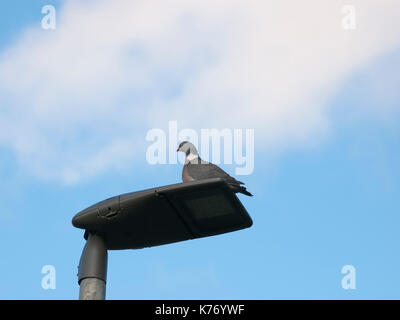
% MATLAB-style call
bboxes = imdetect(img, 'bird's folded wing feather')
[187,163,244,185]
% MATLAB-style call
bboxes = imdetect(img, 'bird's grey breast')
[182,164,195,182]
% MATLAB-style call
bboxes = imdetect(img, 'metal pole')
[77,232,108,300]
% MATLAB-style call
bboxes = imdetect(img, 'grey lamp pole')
[77,232,108,300]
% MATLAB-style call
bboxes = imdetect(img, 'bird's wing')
[187,162,244,186]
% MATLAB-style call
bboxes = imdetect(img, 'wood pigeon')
[177,141,253,197]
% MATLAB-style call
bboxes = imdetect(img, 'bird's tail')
[229,183,253,197]
[239,187,253,197]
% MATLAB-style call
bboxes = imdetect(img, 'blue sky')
[0,1,399,299]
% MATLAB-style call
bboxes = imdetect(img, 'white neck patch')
[186,153,199,163]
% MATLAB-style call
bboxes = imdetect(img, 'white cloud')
[0,0,399,183]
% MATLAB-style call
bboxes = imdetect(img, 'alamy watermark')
[341,265,356,290]
[41,5,56,30]
[146,121,254,175]
[341,5,356,30]
[41,265,56,290]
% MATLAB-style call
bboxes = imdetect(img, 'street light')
[72,178,253,299]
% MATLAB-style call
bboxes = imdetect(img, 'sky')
[0,0,399,299]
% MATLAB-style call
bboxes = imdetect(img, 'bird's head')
[177,141,198,156]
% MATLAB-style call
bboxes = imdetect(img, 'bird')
[177,141,253,197]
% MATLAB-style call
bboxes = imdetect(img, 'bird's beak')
[176,148,179,152]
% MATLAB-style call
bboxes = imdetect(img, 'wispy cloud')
[0,0,399,183]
